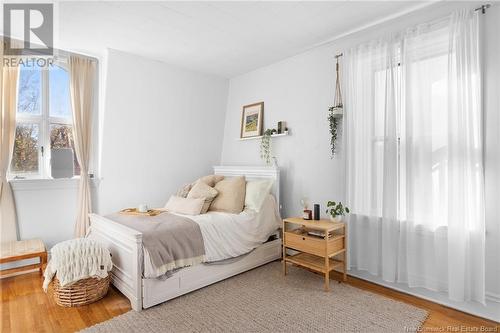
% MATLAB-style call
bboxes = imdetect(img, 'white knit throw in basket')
[43,238,113,292]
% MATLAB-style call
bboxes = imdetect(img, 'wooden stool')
[0,239,47,277]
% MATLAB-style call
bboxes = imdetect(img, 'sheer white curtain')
[446,9,484,302]
[344,39,401,282]
[398,20,453,295]
[345,9,485,303]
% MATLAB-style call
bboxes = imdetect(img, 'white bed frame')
[88,166,282,311]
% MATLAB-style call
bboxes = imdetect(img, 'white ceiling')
[55,1,426,78]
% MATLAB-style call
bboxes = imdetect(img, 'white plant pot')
[330,106,343,118]
[330,215,342,223]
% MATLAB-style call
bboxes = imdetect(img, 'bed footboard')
[88,213,143,311]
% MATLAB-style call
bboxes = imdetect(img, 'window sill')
[9,177,100,191]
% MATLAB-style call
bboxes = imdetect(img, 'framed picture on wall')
[240,102,264,138]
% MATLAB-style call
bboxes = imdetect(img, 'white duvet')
[143,195,281,278]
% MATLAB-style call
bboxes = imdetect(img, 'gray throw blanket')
[105,212,205,277]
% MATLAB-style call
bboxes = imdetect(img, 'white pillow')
[164,196,204,215]
[244,180,274,212]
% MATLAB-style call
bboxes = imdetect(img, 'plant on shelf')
[326,201,350,223]
[260,128,277,165]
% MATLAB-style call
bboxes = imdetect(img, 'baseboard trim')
[347,269,500,323]
[486,292,500,303]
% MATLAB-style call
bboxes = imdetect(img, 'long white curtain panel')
[345,9,485,303]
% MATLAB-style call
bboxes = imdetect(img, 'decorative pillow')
[164,196,204,215]
[196,175,225,187]
[187,181,219,213]
[209,176,246,214]
[245,180,274,212]
[175,183,193,198]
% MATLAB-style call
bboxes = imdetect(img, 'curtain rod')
[334,4,491,59]
[475,4,491,14]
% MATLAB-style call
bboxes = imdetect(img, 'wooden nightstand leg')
[343,251,347,282]
[282,245,287,276]
[283,253,287,276]
[324,257,330,291]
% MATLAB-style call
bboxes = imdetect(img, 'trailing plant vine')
[328,54,343,158]
[328,107,339,156]
[260,128,276,165]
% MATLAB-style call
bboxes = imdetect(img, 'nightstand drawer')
[328,236,345,255]
[284,231,325,256]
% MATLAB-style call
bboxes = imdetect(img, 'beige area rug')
[83,262,428,332]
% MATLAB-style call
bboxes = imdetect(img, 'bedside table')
[282,217,347,291]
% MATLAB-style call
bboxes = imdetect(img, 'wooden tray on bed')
[119,208,166,217]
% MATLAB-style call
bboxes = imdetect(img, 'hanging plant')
[328,54,343,157]
[328,107,340,156]
[260,129,276,165]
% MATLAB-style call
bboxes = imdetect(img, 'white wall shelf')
[238,131,289,141]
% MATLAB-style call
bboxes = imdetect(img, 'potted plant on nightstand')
[326,201,349,222]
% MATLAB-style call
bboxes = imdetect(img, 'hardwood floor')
[329,271,499,330]
[1,272,130,333]
[1,268,498,332]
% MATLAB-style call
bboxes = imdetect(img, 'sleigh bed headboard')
[213,166,281,213]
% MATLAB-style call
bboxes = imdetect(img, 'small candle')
[138,204,148,213]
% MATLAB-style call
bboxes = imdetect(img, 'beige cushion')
[164,196,204,215]
[245,180,274,212]
[175,183,193,198]
[196,175,225,187]
[187,181,219,214]
[209,176,246,214]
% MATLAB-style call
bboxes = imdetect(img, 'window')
[366,27,452,229]
[11,61,80,179]
[398,51,450,230]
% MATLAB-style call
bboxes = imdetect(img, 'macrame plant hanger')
[334,55,343,111]
[328,53,343,157]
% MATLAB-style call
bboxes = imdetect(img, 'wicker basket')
[50,275,111,307]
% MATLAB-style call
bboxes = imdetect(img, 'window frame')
[368,42,451,224]
[10,60,75,180]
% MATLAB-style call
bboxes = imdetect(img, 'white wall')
[7,49,228,254]
[483,4,500,301]
[221,51,346,218]
[220,2,500,300]
[98,49,228,214]
[3,180,97,272]
[13,183,76,248]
